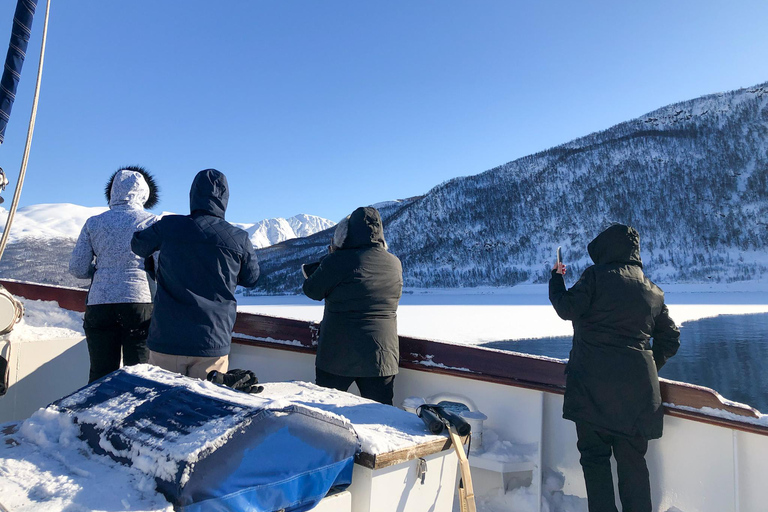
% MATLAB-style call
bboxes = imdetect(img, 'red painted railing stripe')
[3,279,764,434]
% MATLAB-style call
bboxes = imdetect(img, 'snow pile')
[474,429,538,463]
[3,297,84,343]
[476,485,542,512]
[665,404,768,427]
[539,469,589,512]
[263,380,445,454]
[474,465,588,512]
[0,419,172,512]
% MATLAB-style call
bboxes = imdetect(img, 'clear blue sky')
[1,1,767,224]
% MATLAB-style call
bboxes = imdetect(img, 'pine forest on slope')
[253,81,768,294]
[1,82,766,293]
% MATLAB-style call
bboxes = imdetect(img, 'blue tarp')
[50,369,360,511]
[0,0,38,144]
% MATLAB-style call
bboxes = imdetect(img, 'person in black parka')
[303,206,403,405]
[549,224,680,512]
[131,169,260,379]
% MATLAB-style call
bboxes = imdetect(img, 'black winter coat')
[131,169,260,357]
[549,225,680,440]
[303,207,403,377]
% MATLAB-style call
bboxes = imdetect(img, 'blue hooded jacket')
[131,169,260,357]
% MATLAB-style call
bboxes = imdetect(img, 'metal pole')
[0,0,52,262]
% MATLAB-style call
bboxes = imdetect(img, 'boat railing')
[2,278,764,437]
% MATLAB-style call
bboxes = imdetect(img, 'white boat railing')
[2,279,767,512]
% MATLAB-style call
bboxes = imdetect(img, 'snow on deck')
[0,420,172,512]
[0,364,448,511]
[1,297,83,343]
[99,365,447,456]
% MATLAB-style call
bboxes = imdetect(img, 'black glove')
[302,261,321,279]
[207,369,264,393]
[144,256,156,281]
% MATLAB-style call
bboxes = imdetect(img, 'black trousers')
[315,367,396,405]
[576,423,651,512]
[84,303,153,383]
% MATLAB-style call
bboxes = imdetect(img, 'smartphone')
[556,246,562,266]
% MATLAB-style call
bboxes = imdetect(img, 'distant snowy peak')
[243,218,295,249]
[0,203,107,242]
[240,214,335,249]
[287,214,336,238]
[0,204,334,249]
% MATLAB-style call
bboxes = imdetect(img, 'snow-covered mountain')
[0,206,334,287]
[0,205,334,247]
[253,81,768,293]
[234,215,336,249]
[5,82,768,293]
[0,204,107,243]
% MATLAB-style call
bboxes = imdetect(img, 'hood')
[587,224,643,267]
[190,169,229,218]
[105,166,159,208]
[108,170,150,209]
[334,206,386,250]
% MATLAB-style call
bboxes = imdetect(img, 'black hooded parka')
[131,169,260,358]
[549,225,680,440]
[303,207,403,378]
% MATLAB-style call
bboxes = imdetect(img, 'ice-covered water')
[482,312,768,413]
[238,283,768,414]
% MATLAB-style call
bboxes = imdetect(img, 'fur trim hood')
[107,170,150,209]
[105,166,159,208]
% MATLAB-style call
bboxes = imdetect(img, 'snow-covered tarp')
[11,365,361,512]
[0,365,451,511]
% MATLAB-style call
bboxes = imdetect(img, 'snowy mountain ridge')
[0,204,334,249]
[0,205,334,287]
[3,82,768,292]
[252,81,768,293]
[233,215,336,249]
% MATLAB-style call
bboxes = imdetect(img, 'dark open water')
[481,313,768,414]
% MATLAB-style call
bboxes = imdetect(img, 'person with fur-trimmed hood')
[131,169,260,380]
[69,166,160,383]
[302,206,403,405]
[549,224,680,512]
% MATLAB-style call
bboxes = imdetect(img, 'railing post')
[732,429,740,512]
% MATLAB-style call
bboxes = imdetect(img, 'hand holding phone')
[553,246,566,275]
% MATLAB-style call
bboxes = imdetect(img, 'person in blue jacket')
[131,169,260,379]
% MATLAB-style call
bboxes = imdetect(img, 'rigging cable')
[0,0,52,262]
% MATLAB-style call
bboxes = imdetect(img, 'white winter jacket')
[69,170,158,305]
